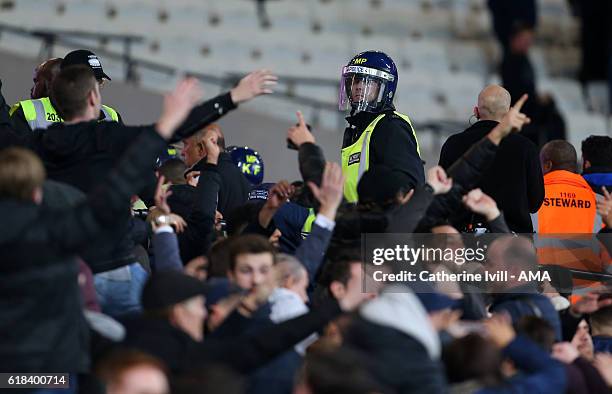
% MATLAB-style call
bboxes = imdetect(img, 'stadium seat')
[565,111,609,149]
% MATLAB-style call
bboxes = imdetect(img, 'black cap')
[61,49,111,81]
[141,271,209,310]
[357,165,413,205]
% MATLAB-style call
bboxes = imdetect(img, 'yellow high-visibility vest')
[340,111,420,203]
[9,97,119,130]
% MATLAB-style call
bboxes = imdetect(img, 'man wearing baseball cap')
[9,49,121,133]
[121,270,369,375]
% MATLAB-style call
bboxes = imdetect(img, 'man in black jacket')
[0,65,277,316]
[439,85,544,233]
[182,123,252,217]
[0,76,202,373]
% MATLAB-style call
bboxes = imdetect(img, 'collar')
[191,152,231,171]
[467,119,499,130]
[582,166,612,175]
[346,110,379,129]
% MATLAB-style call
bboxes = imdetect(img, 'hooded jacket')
[344,285,447,394]
[0,129,166,372]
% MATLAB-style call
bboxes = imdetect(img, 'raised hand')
[308,162,345,220]
[157,77,203,139]
[462,188,501,221]
[552,342,580,364]
[230,69,278,104]
[204,135,220,165]
[266,180,294,210]
[154,175,172,214]
[596,186,612,227]
[570,292,612,315]
[185,171,200,187]
[489,94,530,144]
[426,166,452,195]
[288,111,315,148]
[484,313,515,348]
[594,353,612,387]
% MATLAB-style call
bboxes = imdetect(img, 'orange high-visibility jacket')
[532,170,600,234]
[533,170,609,291]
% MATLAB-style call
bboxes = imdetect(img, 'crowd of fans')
[0,47,612,394]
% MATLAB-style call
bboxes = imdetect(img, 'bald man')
[439,85,544,232]
[533,140,599,233]
[30,58,63,100]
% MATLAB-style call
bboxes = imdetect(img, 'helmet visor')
[339,65,394,112]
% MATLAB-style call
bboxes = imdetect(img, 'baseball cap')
[61,49,111,81]
[141,271,209,310]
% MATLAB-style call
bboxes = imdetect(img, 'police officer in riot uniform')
[339,50,424,203]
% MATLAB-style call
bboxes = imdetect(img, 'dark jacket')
[582,166,612,195]
[0,129,167,372]
[477,335,566,394]
[592,335,612,353]
[565,357,611,394]
[167,183,197,220]
[190,151,251,217]
[121,299,342,375]
[343,110,425,191]
[422,135,499,230]
[345,317,447,394]
[0,92,237,273]
[489,285,562,341]
[439,120,544,232]
[177,162,221,262]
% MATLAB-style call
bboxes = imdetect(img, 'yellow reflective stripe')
[40,97,61,121]
[101,105,119,122]
[301,208,316,238]
[9,102,23,117]
[132,198,147,210]
[393,111,421,157]
[18,100,36,121]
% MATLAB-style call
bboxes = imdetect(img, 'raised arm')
[172,70,277,142]
[46,78,203,252]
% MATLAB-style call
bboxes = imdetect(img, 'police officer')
[9,49,121,133]
[339,50,424,203]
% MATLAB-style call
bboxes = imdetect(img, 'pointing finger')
[512,94,529,112]
[296,111,306,127]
